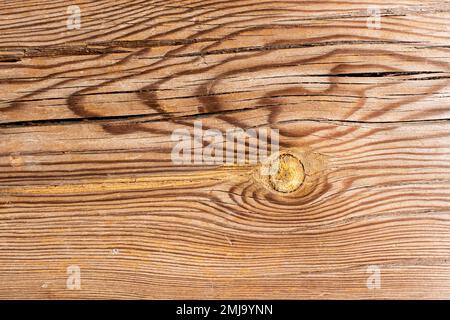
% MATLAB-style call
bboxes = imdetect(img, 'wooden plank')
[0,0,450,299]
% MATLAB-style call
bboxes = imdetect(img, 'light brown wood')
[1,0,450,299]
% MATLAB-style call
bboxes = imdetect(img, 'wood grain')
[1,0,450,299]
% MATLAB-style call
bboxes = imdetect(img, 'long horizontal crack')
[2,105,450,129]
[309,71,443,78]
[0,38,222,60]
[166,40,420,58]
[0,39,421,61]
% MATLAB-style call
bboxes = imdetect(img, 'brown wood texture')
[1,0,450,299]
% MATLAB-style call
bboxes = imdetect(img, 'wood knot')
[9,154,24,167]
[268,153,304,193]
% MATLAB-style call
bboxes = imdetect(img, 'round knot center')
[269,153,304,193]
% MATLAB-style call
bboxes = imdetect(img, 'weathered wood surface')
[1,0,450,299]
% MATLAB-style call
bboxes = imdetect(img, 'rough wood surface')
[1,0,450,299]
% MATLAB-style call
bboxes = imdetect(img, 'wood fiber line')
[0,0,450,299]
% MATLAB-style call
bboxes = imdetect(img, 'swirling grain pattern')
[0,0,450,299]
